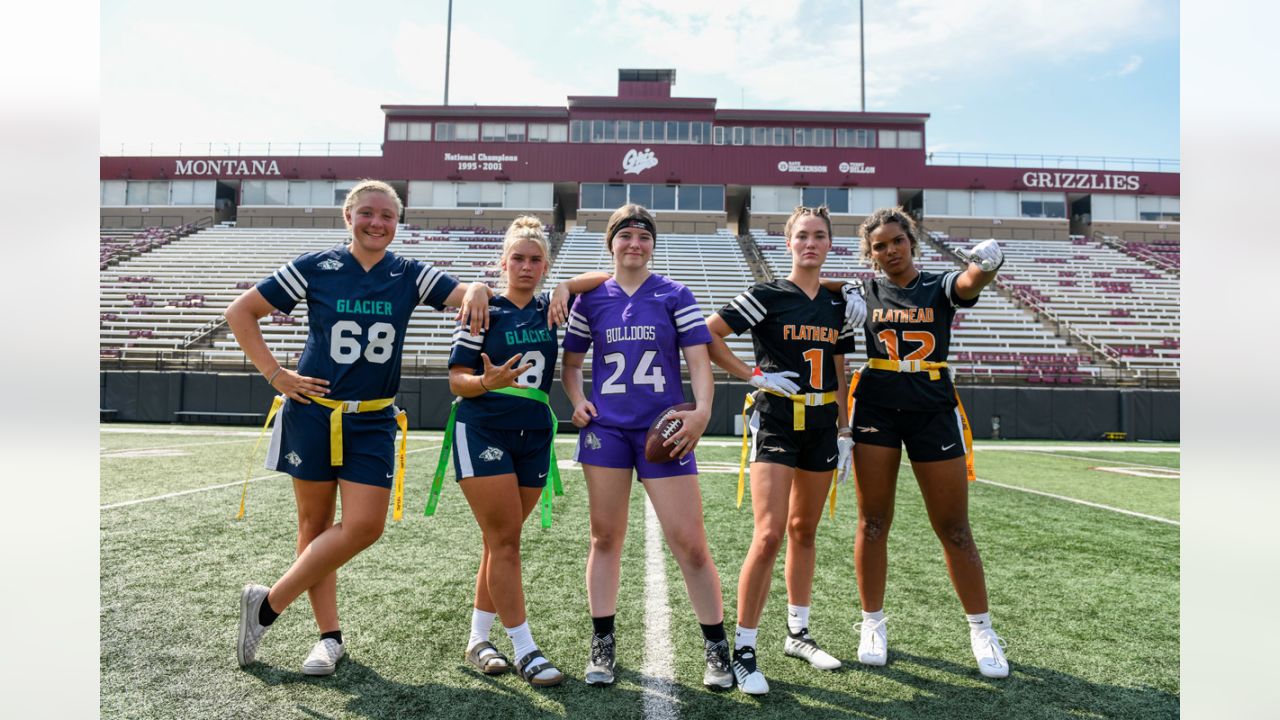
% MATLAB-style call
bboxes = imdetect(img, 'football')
[643,402,697,463]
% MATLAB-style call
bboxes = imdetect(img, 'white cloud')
[1118,54,1145,76]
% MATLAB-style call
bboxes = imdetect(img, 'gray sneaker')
[236,584,271,667]
[302,638,344,676]
[584,633,616,686]
[703,639,733,690]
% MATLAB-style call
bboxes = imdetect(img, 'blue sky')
[101,0,1179,162]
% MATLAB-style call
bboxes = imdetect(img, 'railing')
[102,141,384,157]
[927,152,1179,173]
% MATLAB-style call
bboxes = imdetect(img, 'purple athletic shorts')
[573,420,697,480]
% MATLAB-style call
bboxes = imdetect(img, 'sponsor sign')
[777,160,828,173]
[838,161,876,174]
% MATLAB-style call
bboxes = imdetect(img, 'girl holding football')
[561,204,731,690]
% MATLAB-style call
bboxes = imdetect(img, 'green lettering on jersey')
[505,328,552,346]
[336,299,393,316]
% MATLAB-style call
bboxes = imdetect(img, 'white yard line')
[972,444,1179,453]
[101,445,441,509]
[997,449,1179,470]
[641,496,678,720]
[101,438,256,456]
[974,477,1179,526]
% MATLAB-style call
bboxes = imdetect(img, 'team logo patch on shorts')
[479,446,504,462]
[286,451,302,466]
[584,432,602,450]
[856,426,879,433]
[317,259,344,271]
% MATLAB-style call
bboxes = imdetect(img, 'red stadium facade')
[100,68,1178,242]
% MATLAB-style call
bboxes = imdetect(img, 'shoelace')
[705,640,730,670]
[590,635,614,666]
[854,616,889,652]
[972,629,1008,662]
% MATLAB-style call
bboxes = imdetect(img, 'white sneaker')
[236,584,271,667]
[731,646,769,695]
[783,628,842,670]
[854,615,889,666]
[302,638,345,676]
[970,627,1009,678]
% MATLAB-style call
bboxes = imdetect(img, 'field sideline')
[101,425,1179,719]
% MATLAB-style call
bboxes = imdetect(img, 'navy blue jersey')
[449,290,564,430]
[854,270,977,411]
[563,274,712,429]
[256,245,459,400]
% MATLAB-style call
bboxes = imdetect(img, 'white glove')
[967,239,1005,272]
[749,367,801,396]
[841,280,867,329]
[835,434,855,485]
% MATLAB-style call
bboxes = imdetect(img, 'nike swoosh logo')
[679,456,692,466]
[942,443,956,451]
[538,472,548,478]
[385,472,394,479]
[653,292,669,297]
[826,454,837,462]
[389,271,404,277]
[831,300,843,305]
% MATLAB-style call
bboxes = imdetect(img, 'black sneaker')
[731,645,769,695]
[585,633,616,686]
[703,639,733,690]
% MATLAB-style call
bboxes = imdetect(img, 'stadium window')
[548,124,568,142]
[456,123,479,141]
[456,183,482,207]
[311,181,335,207]
[802,187,826,208]
[241,181,265,205]
[898,130,922,149]
[732,126,745,146]
[479,182,503,207]
[850,187,897,214]
[482,123,506,142]
[169,181,194,205]
[435,122,455,142]
[604,183,626,208]
[147,181,169,206]
[287,181,311,206]
[836,128,872,148]
[666,121,679,143]
[387,122,408,141]
[713,126,725,145]
[581,183,604,209]
[408,181,433,207]
[264,181,288,206]
[334,180,355,206]
[602,120,616,142]
[677,185,700,210]
[879,130,898,149]
[505,183,529,208]
[433,182,456,207]
[772,127,791,146]
[676,121,690,143]
[826,187,849,213]
[628,184,653,208]
[751,127,767,146]
[591,120,605,142]
[652,184,676,210]
[194,180,215,205]
[616,121,631,141]
[642,120,658,142]
[702,185,724,212]
[528,123,548,142]
[1091,193,1115,220]
[529,182,554,208]
[102,180,127,206]
[506,124,525,142]
[794,128,808,147]
[812,128,833,147]
[407,122,431,141]
[570,120,586,143]
[692,122,706,144]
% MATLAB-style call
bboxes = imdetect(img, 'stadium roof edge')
[715,109,929,124]
[567,95,718,110]
[382,105,568,118]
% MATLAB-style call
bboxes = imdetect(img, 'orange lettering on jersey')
[783,325,838,344]
[870,307,934,324]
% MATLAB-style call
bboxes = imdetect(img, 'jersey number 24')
[600,350,665,394]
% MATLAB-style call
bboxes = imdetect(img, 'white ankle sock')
[786,605,810,634]
[863,609,886,622]
[966,612,992,632]
[468,608,497,648]
[734,626,758,650]
[506,621,555,679]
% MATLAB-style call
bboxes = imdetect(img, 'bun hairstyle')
[783,205,833,241]
[858,206,921,269]
[604,203,657,253]
[341,179,403,225]
[499,215,550,290]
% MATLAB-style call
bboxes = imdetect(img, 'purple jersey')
[564,274,711,429]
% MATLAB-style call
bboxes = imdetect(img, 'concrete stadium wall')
[100,207,214,228]
[234,207,346,228]
[576,210,726,235]
[752,212,865,237]
[101,371,1179,442]
[1091,220,1180,243]
[403,209,553,231]
[928,217,1069,241]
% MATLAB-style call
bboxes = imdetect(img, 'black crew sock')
[592,615,616,637]
[257,596,280,627]
[320,630,343,645]
[700,622,727,643]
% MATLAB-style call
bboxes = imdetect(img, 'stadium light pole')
[860,0,866,112]
[444,0,453,105]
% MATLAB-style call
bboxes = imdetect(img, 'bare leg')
[736,462,793,628]
[461,473,542,627]
[644,474,723,624]
[912,457,989,614]
[583,464,633,617]
[783,469,835,608]
[291,479,339,632]
[852,444,902,613]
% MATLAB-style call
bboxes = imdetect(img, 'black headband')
[607,216,656,245]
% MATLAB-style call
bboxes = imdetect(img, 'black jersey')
[854,270,977,412]
[719,279,857,428]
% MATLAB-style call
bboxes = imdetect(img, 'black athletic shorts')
[747,409,838,472]
[850,400,967,463]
